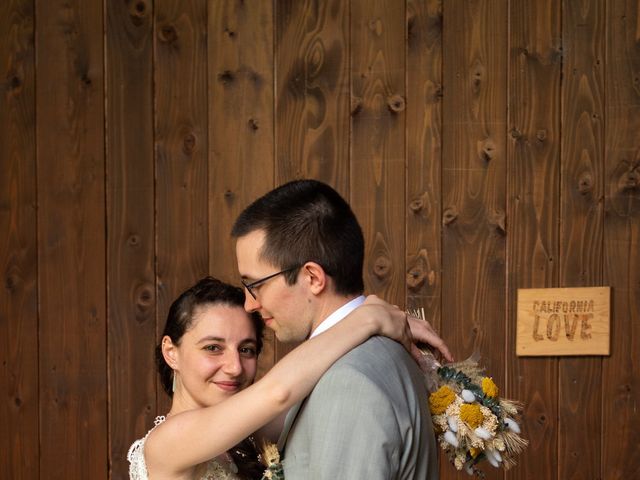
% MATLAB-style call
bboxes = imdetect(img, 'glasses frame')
[241,266,300,300]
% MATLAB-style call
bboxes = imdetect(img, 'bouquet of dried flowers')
[420,349,528,477]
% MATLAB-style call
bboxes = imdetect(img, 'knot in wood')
[127,234,141,247]
[622,169,639,190]
[387,95,406,113]
[224,189,235,202]
[248,118,259,131]
[578,172,593,194]
[5,274,18,292]
[351,96,363,116]
[129,1,148,25]
[373,256,391,279]
[489,210,506,235]
[480,139,496,161]
[509,128,522,140]
[406,267,426,290]
[536,129,547,142]
[134,283,155,319]
[217,70,235,85]
[183,133,197,155]
[409,198,423,213]
[442,206,458,225]
[159,24,178,44]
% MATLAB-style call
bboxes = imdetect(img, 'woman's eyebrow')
[196,335,225,344]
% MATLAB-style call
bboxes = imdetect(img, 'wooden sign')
[516,287,610,356]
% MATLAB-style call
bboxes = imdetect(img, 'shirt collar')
[309,295,366,338]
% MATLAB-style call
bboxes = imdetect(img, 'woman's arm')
[144,298,409,476]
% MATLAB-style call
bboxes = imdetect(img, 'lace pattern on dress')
[127,416,241,480]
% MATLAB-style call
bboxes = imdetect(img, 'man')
[232,179,439,479]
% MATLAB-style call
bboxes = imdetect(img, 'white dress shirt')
[309,295,365,339]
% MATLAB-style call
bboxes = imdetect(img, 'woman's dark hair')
[155,276,264,479]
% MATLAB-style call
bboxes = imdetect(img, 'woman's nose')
[222,351,242,376]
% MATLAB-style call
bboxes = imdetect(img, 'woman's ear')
[303,262,327,295]
[161,335,178,369]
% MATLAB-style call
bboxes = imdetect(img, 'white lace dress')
[127,416,242,480]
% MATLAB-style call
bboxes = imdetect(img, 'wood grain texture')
[350,0,405,307]
[35,0,107,477]
[106,0,156,477]
[155,0,209,415]
[405,0,442,329]
[603,0,640,477]
[274,0,351,359]
[0,1,37,478]
[209,0,276,378]
[275,0,350,188]
[559,0,605,477]
[506,1,561,478]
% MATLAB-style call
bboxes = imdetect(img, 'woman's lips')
[215,381,240,392]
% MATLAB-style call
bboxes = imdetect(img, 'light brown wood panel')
[559,0,605,477]
[603,0,640,477]
[405,0,442,328]
[155,0,210,415]
[275,0,350,188]
[274,0,351,358]
[106,0,156,477]
[350,0,405,307]
[208,0,276,378]
[442,2,508,478]
[0,1,37,478]
[35,0,107,477]
[506,0,561,478]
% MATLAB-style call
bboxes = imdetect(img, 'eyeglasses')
[241,266,300,300]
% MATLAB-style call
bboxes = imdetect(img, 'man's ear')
[161,335,179,369]
[302,261,327,295]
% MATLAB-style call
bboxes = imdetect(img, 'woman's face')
[171,304,258,409]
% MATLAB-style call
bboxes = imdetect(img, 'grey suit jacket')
[278,336,438,479]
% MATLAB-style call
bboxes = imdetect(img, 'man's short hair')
[231,179,364,296]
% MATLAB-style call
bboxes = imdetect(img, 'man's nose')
[244,291,261,312]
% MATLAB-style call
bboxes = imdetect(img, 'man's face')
[235,229,313,343]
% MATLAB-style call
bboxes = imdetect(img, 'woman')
[128,276,450,479]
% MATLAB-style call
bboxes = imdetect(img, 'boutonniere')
[259,441,284,480]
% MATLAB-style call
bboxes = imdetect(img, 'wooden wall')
[1,0,638,478]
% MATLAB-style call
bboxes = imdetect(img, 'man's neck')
[310,294,362,334]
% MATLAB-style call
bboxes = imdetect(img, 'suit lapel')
[277,399,305,451]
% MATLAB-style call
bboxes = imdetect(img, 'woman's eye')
[204,344,222,352]
[239,346,257,357]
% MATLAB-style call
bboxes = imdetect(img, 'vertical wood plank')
[506,0,561,479]
[559,0,605,478]
[0,1,37,478]
[603,0,640,477]
[106,0,156,477]
[441,1,508,478]
[209,0,276,378]
[275,0,350,188]
[36,0,107,477]
[406,0,442,328]
[350,0,405,307]
[274,0,350,358]
[155,0,209,414]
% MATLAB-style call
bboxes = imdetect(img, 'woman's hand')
[361,295,413,352]
[407,314,454,363]
[362,295,453,364]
